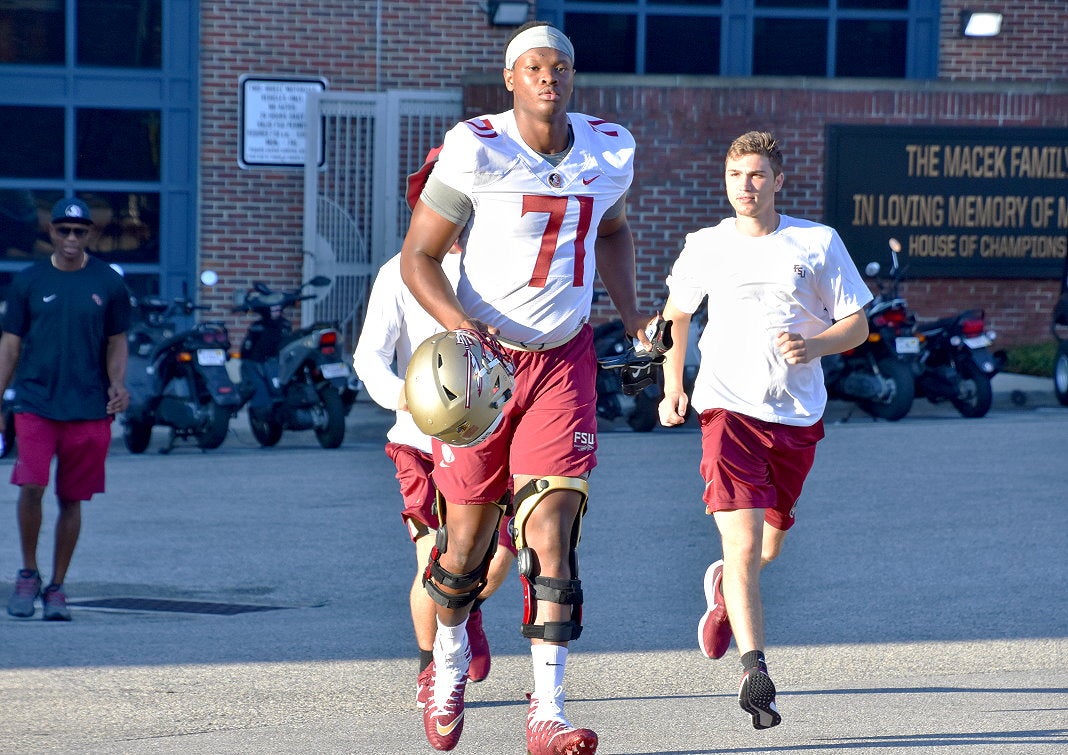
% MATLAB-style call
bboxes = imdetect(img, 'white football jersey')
[353,252,461,452]
[667,215,873,426]
[432,109,635,344]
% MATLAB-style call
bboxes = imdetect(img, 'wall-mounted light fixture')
[487,1,530,26]
[960,11,1003,37]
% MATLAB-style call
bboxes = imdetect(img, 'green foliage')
[1004,341,1056,378]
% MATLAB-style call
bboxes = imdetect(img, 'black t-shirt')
[3,257,132,421]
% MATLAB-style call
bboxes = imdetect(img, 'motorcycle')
[822,239,916,421]
[233,275,357,449]
[124,271,242,453]
[913,308,1006,418]
[593,319,661,432]
[1051,252,1068,406]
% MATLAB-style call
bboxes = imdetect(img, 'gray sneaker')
[7,569,42,618]
[41,584,72,621]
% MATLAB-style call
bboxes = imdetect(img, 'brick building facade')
[200,0,1068,346]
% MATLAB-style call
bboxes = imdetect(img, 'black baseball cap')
[50,197,94,225]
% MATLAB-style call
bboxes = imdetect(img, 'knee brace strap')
[511,476,589,642]
[424,558,487,610]
[422,492,507,610]
[521,575,584,641]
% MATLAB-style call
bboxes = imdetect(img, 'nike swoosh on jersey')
[43,294,58,303]
[582,175,600,185]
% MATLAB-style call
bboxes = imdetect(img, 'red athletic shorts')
[431,325,598,506]
[698,408,824,531]
[11,413,112,501]
[385,442,516,555]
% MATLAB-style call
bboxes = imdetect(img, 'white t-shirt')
[352,252,461,451]
[429,109,635,344]
[667,214,873,426]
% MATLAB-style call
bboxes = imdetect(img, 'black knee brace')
[422,493,506,610]
[511,476,589,642]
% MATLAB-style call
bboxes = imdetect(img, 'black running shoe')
[738,667,781,730]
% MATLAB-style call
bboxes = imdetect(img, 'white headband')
[504,26,575,70]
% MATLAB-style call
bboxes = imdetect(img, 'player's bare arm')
[658,298,691,426]
[775,309,868,365]
[594,210,654,349]
[400,202,482,333]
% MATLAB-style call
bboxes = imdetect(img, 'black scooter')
[822,239,916,421]
[913,308,1005,418]
[233,276,357,449]
[124,272,242,453]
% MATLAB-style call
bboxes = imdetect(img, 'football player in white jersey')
[658,131,872,731]
[400,20,653,755]
[352,149,517,710]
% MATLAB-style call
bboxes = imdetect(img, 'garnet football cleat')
[422,648,470,751]
[697,560,732,659]
[526,686,598,755]
[416,663,434,709]
[466,607,491,682]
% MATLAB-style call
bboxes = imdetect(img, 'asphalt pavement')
[0,373,1065,754]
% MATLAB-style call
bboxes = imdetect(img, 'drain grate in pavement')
[67,597,292,615]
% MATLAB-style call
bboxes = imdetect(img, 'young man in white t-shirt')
[353,235,517,709]
[659,131,872,731]
[400,20,652,755]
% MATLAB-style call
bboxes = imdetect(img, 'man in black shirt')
[0,197,131,621]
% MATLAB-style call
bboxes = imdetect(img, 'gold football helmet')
[405,329,515,447]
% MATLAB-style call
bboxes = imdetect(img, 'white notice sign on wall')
[239,75,327,168]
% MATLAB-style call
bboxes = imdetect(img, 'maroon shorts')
[11,413,112,501]
[698,408,824,531]
[431,325,598,506]
[385,442,516,555]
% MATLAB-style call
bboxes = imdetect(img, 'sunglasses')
[54,225,90,239]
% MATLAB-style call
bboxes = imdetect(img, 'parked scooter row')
[124,271,241,453]
[825,238,1005,421]
[122,273,356,452]
[232,276,357,448]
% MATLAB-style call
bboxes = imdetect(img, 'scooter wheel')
[1054,341,1068,407]
[858,357,915,421]
[197,402,232,449]
[314,385,346,449]
[124,416,153,454]
[950,360,993,418]
[249,411,283,447]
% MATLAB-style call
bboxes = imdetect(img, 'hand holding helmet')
[404,329,515,447]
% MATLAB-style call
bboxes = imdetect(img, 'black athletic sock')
[741,650,768,673]
[419,649,434,672]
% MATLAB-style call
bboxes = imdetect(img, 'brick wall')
[201,1,1067,347]
[940,0,1068,83]
[198,0,521,320]
[463,78,1068,346]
